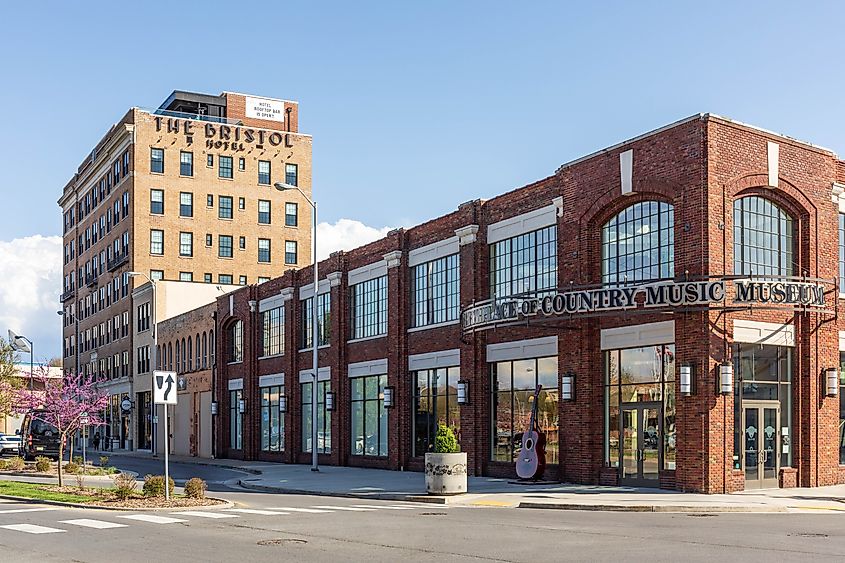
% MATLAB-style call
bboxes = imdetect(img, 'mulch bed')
[43,486,225,509]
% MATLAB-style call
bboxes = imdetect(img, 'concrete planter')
[424,452,467,495]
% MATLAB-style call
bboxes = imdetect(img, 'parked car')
[0,433,21,456]
[19,412,61,460]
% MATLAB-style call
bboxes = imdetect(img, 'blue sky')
[0,0,842,359]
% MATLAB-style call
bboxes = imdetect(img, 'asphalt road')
[0,484,845,562]
[103,456,247,491]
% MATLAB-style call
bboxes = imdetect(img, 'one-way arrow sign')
[153,370,178,405]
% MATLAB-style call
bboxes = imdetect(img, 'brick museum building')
[213,113,845,492]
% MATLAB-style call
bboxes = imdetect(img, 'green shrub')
[113,473,137,500]
[434,424,460,454]
[64,462,80,474]
[99,456,109,467]
[34,456,52,473]
[184,477,207,499]
[142,474,175,498]
[72,455,84,466]
[5,456,25,471]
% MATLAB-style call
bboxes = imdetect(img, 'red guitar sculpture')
[516,385,546,480]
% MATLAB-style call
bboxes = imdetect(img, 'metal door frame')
[742,400,780,490]
[619,401,662,487]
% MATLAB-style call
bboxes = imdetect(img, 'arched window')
[188,337,193,371]
[202,332,208,369]
[175,340,181,374]
[155,345,161,370]
[733,196,794,276]
[228,321,243,363]
[210,329,215,366]
[181,338,186,373]
[602,201,674,285]
[167,342,172,371]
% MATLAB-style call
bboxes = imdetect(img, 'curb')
[516,501,788,513]
[0,493,233,512]
[237,479,449,504]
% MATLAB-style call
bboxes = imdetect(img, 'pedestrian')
[92,431,100,451]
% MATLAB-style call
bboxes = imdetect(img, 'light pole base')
[311,467,320,472]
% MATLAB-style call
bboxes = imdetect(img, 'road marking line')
[264,507,333,514]
[470,500,515,507]
[0,524,66,534]
[118,515,187,524]
[172,511,240,519]
[224,509,290,515]
[59,519,129,529]
[0,507,57,514]
[312,505,376,512]
[351,505,417,510]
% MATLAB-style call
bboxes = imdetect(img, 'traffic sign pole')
[152,371,176,502]
[163,404,170,501]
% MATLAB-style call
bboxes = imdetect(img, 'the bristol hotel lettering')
[154,116,287,152]
[463,278,828,331]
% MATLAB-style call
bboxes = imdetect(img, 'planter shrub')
[34,456,51,473]
[113,473,137,500]
[184,477,207,499]
[6,456,25,471]
[143,474,175,498]
[64,462,80,474]
[99,456,109,467]
[434,425,460,453]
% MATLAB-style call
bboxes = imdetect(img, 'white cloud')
[317,219,393,261]
[0,235,62,362]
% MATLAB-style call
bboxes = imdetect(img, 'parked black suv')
[19,411,61,460]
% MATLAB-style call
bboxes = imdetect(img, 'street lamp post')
[128,272,157,456]
[275,181,319,472]
[7,330,34,390]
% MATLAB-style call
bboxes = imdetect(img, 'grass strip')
[0,480,97,503]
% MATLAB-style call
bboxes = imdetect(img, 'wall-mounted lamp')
[719,363,733,395]
[279,395,288,413]
[680,364,694,396]
[383,386,395,408]
[325,391,335,411]
[825,367,839,397]
[238,399,246,413]
[211,402,218,415]
[457,380,469,405]
[562,371,575,401]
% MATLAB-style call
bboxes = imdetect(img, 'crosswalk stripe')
[224,509,289,516]
[172,511,240,519]
[312,505,376,512]
[264,507,333,514]
[0,507,57,514]
[118,514,187,524]
[351,505,418,510]
[59,519,128,529]
[0,524,65,534]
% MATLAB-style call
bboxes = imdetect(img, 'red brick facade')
[214,114,845,492]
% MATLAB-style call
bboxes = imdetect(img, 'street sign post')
[153,370,177,500]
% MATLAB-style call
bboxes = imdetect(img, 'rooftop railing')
[138,107,243,126]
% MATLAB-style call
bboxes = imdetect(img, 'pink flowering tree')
[14,368,108,487]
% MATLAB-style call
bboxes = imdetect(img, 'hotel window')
[204,273,212,283]
[113,160,120,183]
[258,200,271,224]
[285,240,297,264]
[733,196,794,276]
[413,367,460,456]
[150,229,164,255]
[602,201,674,286]
[239,236,246,250]
[150,190,164,214]
[301,293,331,348]
[219,235,233,258]
[492,357,559,464]
[180,151,193,176]
[179,232,193,257]
[179,192,193,217]
[258,277,270,284]
[219,274,233,284]
[150,148,164,173]
[285,163,298,186]
[205,234,212,247]
[239,197,245,210]
[285,202,298,227]
[122,150,130,176]
[839,214,845,288]
[258,238,271,263]
[122,191,129,218]
[229,389,243,450]
[350,275,387,339]
[227,320,243,363]
[411,254,459,328]
[177,272,191,283]
[219,196,233,219]
[150,270,163,281]
[207,154,213,167]
[489,225,556,300]
[258,160,271,185]
[219,156,233,179]
[302,380,331,454]
[207,194,214,207]
[261,306,284,356]
[605,345,676,470]
[261,385,284,452]
[351,374,388,457]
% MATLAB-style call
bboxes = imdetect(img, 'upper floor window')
[262,306,284,357]
[301,292,331,348]
[258,238,271,263]
[489,225,556,300]
[180,192,193,217]
[602,201,674,286]
[238,157,245,171]
[219,235,233,258]
[285,240,297,264]
[285,163,298,186]
[179,232,193,257]
[219,274,233,284]
[150,189,164,215]
[150,229,164,255]
[228,320,243,363]
[350,275,387,339]
[733,196,794,277]
[150,148,164,173]
[219,156,233,179]
[258,160,271,185]
[258,200,271,224]
[285,202,298,227]
[411,254,459,328]
[180,151,193,176]
[219,196,233,219]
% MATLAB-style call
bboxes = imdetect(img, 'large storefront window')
[301,293,331,348]
[350,277,387,339]
[413,367,460,456]
[229,389,243,450]
[261,307,284,357]
[302,381,331,454]
[351,374,388,457]
[604,345,676,471]
[261,385,284,452]
[491,357,559,464]
[602,201,674,286]
[489,226,557,300]
[411,254,460,328]
[733,196,794,276]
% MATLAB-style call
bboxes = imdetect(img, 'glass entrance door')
[620,403,661,487]
[742,402,779,489]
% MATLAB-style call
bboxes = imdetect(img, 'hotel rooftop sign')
[461,276,836,332]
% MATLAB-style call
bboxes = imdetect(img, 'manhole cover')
[419,512,447,516]
[257,538,308,546]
